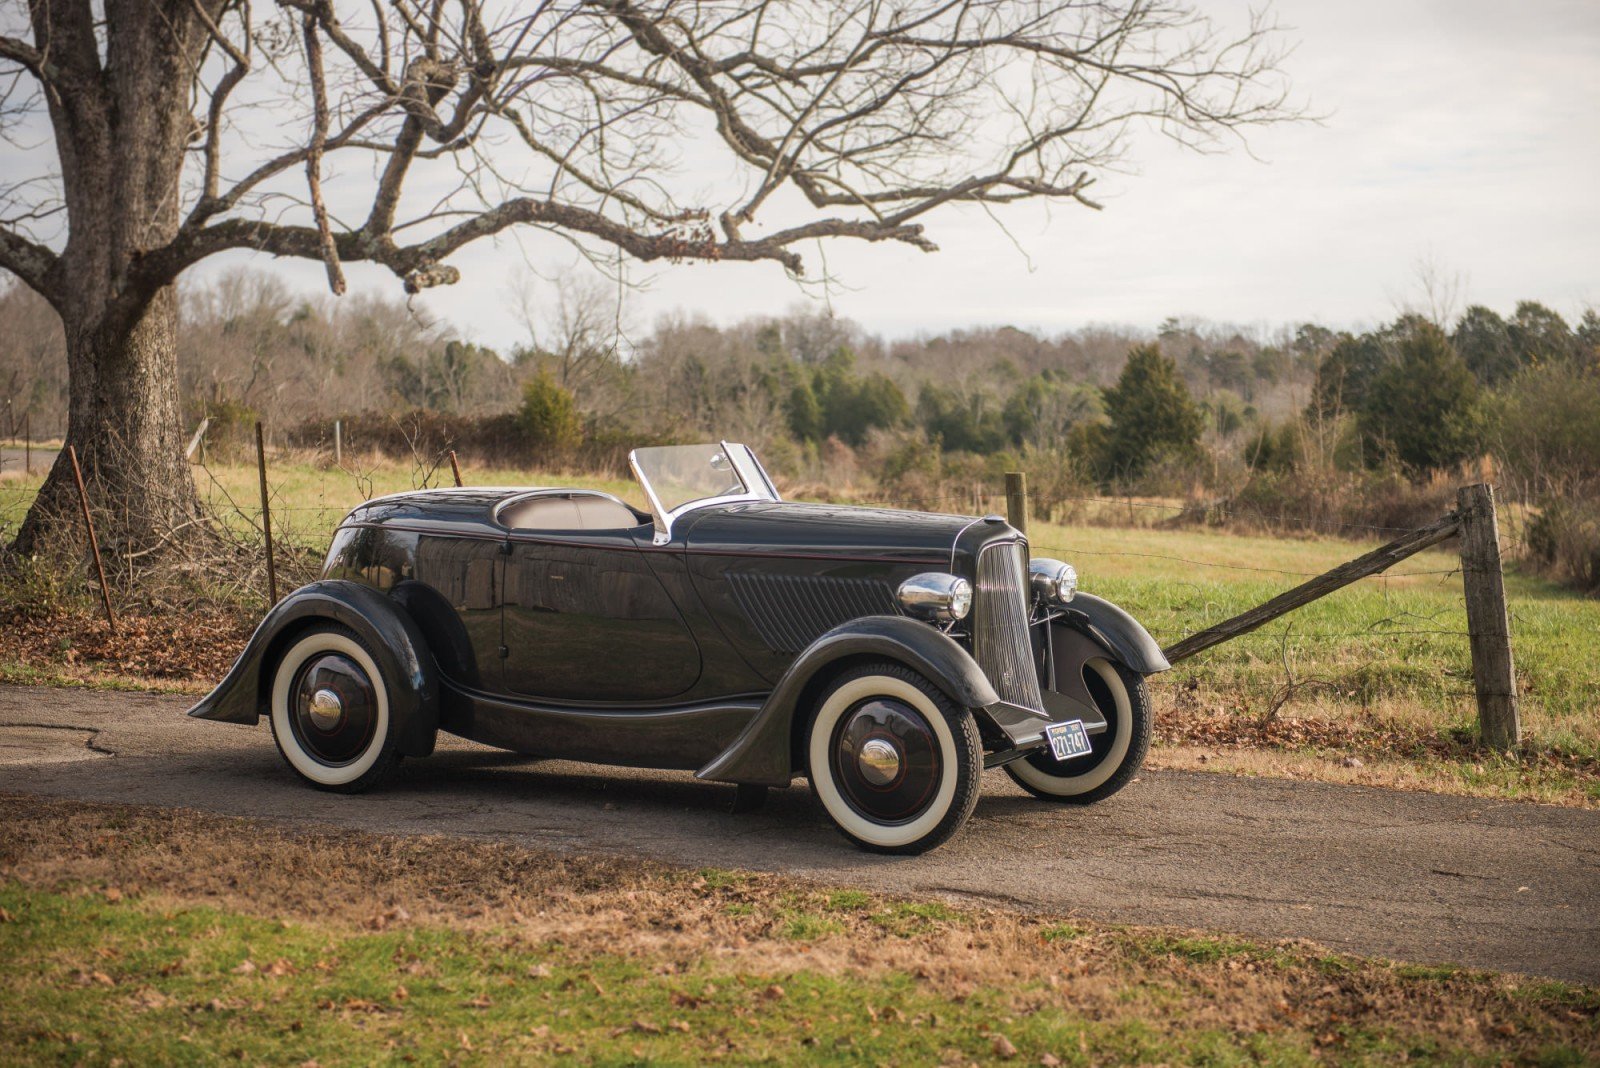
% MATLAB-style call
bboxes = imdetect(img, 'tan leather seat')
[499,493,640,531]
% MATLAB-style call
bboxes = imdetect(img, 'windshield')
[629,442,777,533]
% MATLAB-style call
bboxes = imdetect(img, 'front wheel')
[1005,657,1151,805]
[268,624,403,793]
[806,661,982,855]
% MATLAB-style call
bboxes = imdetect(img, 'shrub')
[519,371,583,452]
[1527,501,1600,595]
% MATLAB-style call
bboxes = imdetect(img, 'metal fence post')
[1457,483,1520,750]
[256,421,279,606]
[67,445,115,633]
[1005,471,1028,537]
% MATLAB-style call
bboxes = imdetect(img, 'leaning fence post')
[448,449,463,488]
[1005,471,1029,537]
[67,445,115,634]
[256,421,279,606]
[1457,483,1519,751]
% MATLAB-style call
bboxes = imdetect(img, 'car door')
[501,530,702,702]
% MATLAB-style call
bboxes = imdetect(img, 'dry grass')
[1,793,1595,1066]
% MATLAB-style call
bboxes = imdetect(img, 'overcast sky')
[191,0,1599,348]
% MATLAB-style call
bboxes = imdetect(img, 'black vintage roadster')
[191,442,1168,853]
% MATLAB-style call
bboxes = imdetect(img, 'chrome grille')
[973,542,1045,714]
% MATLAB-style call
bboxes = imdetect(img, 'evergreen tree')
[1509,301,1576,365]
[1101,344,1204,478]
[1452,305,1519,385]
[1359,322,1488,471]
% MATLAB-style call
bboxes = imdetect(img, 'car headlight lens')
[1029,558,1078,604]
[897,572,973,622]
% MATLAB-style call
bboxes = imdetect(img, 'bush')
[519,371,583,452]
[1527,501,1600,595]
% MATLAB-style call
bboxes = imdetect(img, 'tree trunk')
[8,0,208,565]
[13,290,198,559]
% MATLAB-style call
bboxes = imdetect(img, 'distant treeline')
[2,270,1597,591]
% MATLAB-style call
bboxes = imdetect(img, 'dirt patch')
[1,792,1595,1061]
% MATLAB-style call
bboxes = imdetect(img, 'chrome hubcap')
[289,652,378,767]
[857,738,901,786]
[830,696,940,824]
[306,687,343,730]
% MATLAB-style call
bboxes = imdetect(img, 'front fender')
[696,615,999,787]
[186,580,440,758]
[1054,592,1169,675]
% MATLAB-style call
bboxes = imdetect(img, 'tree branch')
[0,224,60,304]
[0,35,44,78]
[301,13,345,294]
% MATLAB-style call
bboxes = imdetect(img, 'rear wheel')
[1005,657,1150,804]
[268,624,402,793]
[806,662,981,855]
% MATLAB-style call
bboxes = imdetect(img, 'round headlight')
[1028,558,1078,604]
[897,573,973,622]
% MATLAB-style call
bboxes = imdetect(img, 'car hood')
[678,500,1018,568]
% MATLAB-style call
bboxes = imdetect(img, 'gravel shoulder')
[1,682,1596,983]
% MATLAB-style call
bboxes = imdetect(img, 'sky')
[29,0,1600,348]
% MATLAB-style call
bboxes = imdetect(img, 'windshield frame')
[628,441,781,544]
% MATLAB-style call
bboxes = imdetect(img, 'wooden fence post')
[1162,510,1463,665]
[1005,472,1028,537]
[1457,483,1519,750]
[22,412,29,474]
[184,417,210,462]
[67,445,115,633]
[256,421,279,606]
[448,450,463,488]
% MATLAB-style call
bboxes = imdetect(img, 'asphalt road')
[1,684,1596,983]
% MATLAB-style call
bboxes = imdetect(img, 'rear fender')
[185,580,440,758]
[696,615,999,787]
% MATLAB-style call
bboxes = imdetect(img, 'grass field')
[2,795,1594,1066]
[2,456,1597,801]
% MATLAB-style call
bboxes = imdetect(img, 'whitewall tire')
[806,662,981,855]
[268,625,403,793]
[1005,656,1151,804]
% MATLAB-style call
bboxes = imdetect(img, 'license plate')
[1046,719,1093,762]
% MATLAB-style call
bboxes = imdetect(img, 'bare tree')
[0,0,1295,557]
[512,273,633,417]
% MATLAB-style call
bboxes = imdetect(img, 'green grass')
[1039,922,1086,944]
[2,882,1590,1067]
[1025,518,1600,757]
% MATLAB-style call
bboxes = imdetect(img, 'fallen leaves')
[0,604,252,684]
